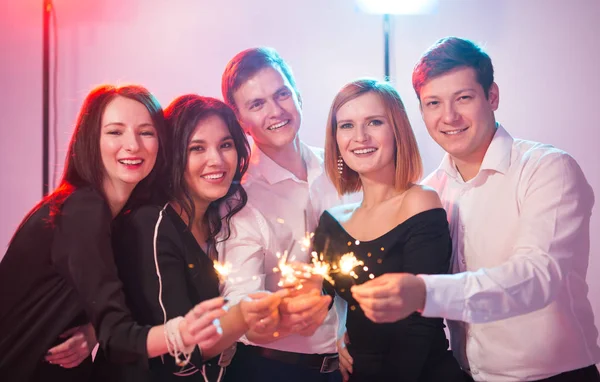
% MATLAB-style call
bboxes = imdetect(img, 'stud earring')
[337,155,344,175]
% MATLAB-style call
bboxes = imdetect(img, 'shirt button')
[471,367,479,375]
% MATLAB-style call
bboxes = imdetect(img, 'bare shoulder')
[401,184,443,217]
[326,202,360,223]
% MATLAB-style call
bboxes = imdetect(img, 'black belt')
[237,343,339,373]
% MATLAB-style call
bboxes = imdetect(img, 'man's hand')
[338,331,353,381]
[45,323,97,368]
[279,289,331,335]
[240,290,288,334]
[350,273,426,323]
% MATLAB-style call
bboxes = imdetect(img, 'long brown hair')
[11,84,167,241]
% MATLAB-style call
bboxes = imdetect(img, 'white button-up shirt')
[421,125,600,381]
[218,142,347,354]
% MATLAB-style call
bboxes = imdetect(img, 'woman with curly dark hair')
[95,94,286,381]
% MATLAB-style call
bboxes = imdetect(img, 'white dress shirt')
[218,142,348,354]
[421,125,600,381]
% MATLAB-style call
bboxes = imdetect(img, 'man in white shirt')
[218,47,344,382]
[350,37,600,381]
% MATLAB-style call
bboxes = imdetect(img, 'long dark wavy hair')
[10,84,167,242]
[163,95,250,255]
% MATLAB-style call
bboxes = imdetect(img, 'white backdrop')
[1,0,599,354]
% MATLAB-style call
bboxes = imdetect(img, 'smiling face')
[232,65,302,153]
[419,66,499,166]
[100,96,159,192]
[183,114,238,209]
[335,91,396,180]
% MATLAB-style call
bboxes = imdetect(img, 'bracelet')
[164,316,196,367]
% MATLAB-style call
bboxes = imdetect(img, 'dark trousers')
[463,365,600,382]
[223,345,342,382]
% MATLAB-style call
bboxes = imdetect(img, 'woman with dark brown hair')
[0,85,228,382]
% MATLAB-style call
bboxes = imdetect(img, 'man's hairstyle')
[221,47,300,111]
[412,37,494,100]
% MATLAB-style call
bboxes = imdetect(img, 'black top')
[314,208,463,381]
[0,187,150,382]
[93,204,222,381]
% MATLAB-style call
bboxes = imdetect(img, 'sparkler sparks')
[213,260,232,282]
[337,252,364,279]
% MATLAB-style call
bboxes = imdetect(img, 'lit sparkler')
[213,260,232,282]
[337,253,364,279]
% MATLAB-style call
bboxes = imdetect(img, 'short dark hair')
[412,37,494,99]
[164,95,250,247]
[221,47,300,111]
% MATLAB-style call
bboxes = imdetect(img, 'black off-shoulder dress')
[313,208,464,382]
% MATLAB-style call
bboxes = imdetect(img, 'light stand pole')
[383,14,391,82]
[42,0,51,196]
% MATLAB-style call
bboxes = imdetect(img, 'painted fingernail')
[223,305,230,312]
[212,318,221,327]
[216,326,223,335]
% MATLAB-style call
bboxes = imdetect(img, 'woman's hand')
[180,297,228,350]
[45,323,97,368]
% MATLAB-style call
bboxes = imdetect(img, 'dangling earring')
[337,155,344,175]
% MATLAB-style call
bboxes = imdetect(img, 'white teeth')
[203,173,225,180]
[443,128,468,135]
[119,159,142,165]
[352,148,377,155]
[267,120,289,130]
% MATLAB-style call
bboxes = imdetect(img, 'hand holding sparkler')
[350,273,426,323]
[278,289,332,336]
[241,289,289,335]
[278,261,324,295]
[181,297,228,351]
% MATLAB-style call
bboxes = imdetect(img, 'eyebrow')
[102,122,154,128]
[337,114,387,124]
[423,88,477,99]
[188,135,234,145]
[244,85,289,108]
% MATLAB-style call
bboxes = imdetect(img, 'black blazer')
[0,187,150,382]
[93,204,221,381]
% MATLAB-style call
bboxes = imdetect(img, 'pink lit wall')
[2,0,599,355]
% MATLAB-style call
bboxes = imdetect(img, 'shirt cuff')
[418,274,467,321]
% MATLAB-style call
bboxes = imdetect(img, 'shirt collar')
[245,141,324,185]
[437,123,513,180]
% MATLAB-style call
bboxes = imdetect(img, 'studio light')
[355,0,438,81]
